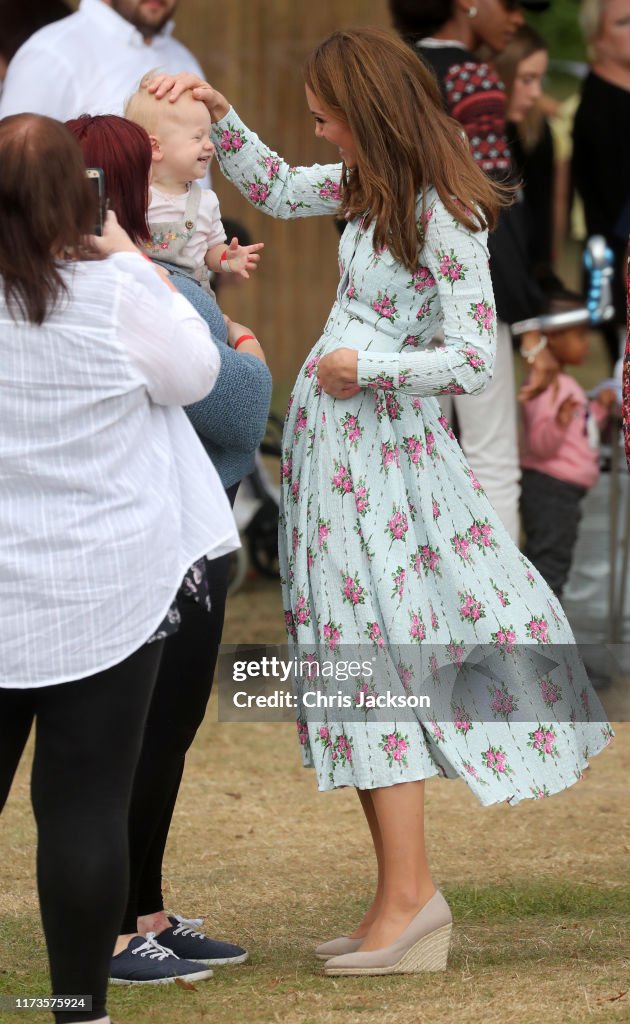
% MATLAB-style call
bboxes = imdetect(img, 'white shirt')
[0,0,205,120]
[0,253,239,688]
[149,185,226,272]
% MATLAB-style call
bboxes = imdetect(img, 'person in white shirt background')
[0,0,203,120]
[0,0,70,89]
[0,112,239,1024]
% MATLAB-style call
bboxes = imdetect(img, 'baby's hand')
[556,395,581,428]
[221,236,265,279]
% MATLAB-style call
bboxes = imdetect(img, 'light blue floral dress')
[212,110,613,804]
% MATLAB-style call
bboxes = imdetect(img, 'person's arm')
[169,272,273,452]
[319,198,496,399]
[147,74,344,220]
[114,254,220,406]
[224,318,267,364]
[0,45,76,119]
[571,94,610,237]
[210,106,344,219]
[521,120,555,274]
[354,199,496,397]
[186,343,273,453]
[517,331,560,403]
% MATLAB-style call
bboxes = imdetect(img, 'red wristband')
[233,333,256,350]
[220,248,233,272]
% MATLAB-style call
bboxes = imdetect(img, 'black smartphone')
[86,167,107,236]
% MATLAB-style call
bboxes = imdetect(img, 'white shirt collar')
[416,38,468,50]
[79,0,176,48]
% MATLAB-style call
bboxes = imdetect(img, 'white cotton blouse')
[0,253,239,688]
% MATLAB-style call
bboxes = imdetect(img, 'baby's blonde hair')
[124,70,197,136]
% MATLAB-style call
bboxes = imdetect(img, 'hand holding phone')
[89,210,137,255]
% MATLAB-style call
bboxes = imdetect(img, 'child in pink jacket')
[520,295,617,599]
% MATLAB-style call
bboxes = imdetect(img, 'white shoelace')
[171,914,207,940]
[132,932,180,960]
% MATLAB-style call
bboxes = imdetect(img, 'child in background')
[125,73,263,291]
[520,292,618,599]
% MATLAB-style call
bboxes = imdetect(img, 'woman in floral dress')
[153,28,612,976]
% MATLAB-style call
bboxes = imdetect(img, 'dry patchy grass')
[1,577,628,1024]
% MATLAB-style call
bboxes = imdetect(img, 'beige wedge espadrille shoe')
[314,936,362,960]
[323,890,452,976]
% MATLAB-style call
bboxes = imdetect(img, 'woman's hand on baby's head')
[147,71,204,102]
[147,72,230,121]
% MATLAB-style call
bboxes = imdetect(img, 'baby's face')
[157,99,215,182]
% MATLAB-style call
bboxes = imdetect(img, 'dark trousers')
[521,468,587,599]
[121,482,238,933]
[0,642,164,1023]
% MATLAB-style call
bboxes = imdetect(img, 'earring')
[467,5,478,15]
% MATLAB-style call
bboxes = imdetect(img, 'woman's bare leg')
[358,780,435,951]
[348,788,385,938]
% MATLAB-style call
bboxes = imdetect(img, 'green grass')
[2,879,629,1024]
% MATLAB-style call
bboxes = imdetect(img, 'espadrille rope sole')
[324,922,452,975]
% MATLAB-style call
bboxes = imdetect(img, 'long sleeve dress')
[212,109,613,804]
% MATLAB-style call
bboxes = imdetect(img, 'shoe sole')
[110,968,213,986]
[188,952,249,966]
[324,923,452,976]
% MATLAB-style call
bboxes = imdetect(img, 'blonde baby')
[125,73,263,289]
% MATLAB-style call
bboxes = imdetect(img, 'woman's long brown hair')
[0,114,97,324]
[304,28,510,272]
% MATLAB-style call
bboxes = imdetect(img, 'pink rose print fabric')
[212,108,613,802]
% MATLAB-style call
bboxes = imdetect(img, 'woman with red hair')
[65,113,271,985]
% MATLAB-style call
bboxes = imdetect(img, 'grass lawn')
[1,573,628,1024]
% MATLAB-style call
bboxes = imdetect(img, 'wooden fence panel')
[174,0,390,397]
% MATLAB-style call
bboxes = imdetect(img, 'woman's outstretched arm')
[148,74,344,220]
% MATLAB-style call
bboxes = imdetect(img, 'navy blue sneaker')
[109,932,214,985]
[154,915,249,966]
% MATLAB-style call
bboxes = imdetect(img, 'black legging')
[121,483,238,933]
[0,641,164,1024]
